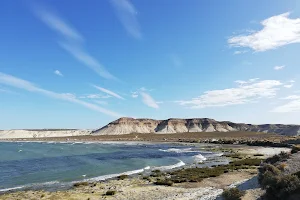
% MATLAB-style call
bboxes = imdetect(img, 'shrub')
[276,175,300,199]
[253,154,264,156]
[277,163,287,171]
[258,164,281,185]
[291,146,300,154]
[231,158,262,166]
[169,158,262,183]
[154,179,173,186]
[265,151,290,164]
[105,190,116,195]
[222,187,245,200]
[118,174,128,180]
[259,163,300,199]
[73,182,89,187]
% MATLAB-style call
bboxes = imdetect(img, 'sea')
[0,141,228,193]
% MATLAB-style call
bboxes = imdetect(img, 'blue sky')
[1,0,300,129]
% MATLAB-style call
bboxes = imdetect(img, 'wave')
[194,154,207,163]
[0,186,25,192]
[153,160,185,171]
[159,148,200,153]
[84,166,151,182]
[0,181,60,193]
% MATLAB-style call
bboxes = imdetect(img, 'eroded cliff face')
[2,118,300,138]
[92,117,300,136]
[0,129,91,139]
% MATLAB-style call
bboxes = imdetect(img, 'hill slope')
[92,117,300,136]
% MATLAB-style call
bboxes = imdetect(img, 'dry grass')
[11,131,288,143]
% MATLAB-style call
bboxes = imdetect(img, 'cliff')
[92,117,300,136]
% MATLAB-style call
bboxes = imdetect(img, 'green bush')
[118,174,128,180]
[154,179,173,186]
[168,158,262,183]
[231,158,262,166]
[276,175,300,199]
[291,146,300,154]
[258,163,300,199]
[265,151,290,164]
[73,182,89,187]
[105,190,116,195]
[222,187,245,200]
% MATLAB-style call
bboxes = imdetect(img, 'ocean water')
[0,142,227,192]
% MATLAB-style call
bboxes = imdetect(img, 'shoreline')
[0,141,292,199]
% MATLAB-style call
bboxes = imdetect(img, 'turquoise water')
[0,142,226,192]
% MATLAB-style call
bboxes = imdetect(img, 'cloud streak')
[35,8,116,80]
[0,72,122,117]
[272,95,300,113]
[36,9,83,41]
[60,43,116,80]
[274,65,285,70]
[93,85,124,100]
[110,0,141,39]
[140,92,159,109]
[228,12,300,51]
[177,79,282,109]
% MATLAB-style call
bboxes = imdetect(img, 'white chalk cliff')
[92,117,300,136]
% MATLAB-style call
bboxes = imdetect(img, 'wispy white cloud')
[274,65,285,70]
[140,92,159,109]
[0,72,121,117]
[233,50,247,55]
[131,87,153,99]
[176,79,282,109]
[54,70,63,77]
[35,9,83,42]
[60,43,116,80]
[79,94,111,99]
[283,80,295,88]
[131,91,139,98]
[228,12,300,51]
[272,95,300,113]
[93,85,125,100]
[35,8,116,80]
[110,0,141,39]
[284,84,294,88]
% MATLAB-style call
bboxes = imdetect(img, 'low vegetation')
[117,174,128,180]
[265,151,290,164]
[150,169,165,177]
[168,158,262,183]
[154,179,174,186]
[73,182,89,187]
[253,153,264,156]
[291,145,300,154]
[258,152,300,200]
[222,187,245,200]
[105,190,116,195]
